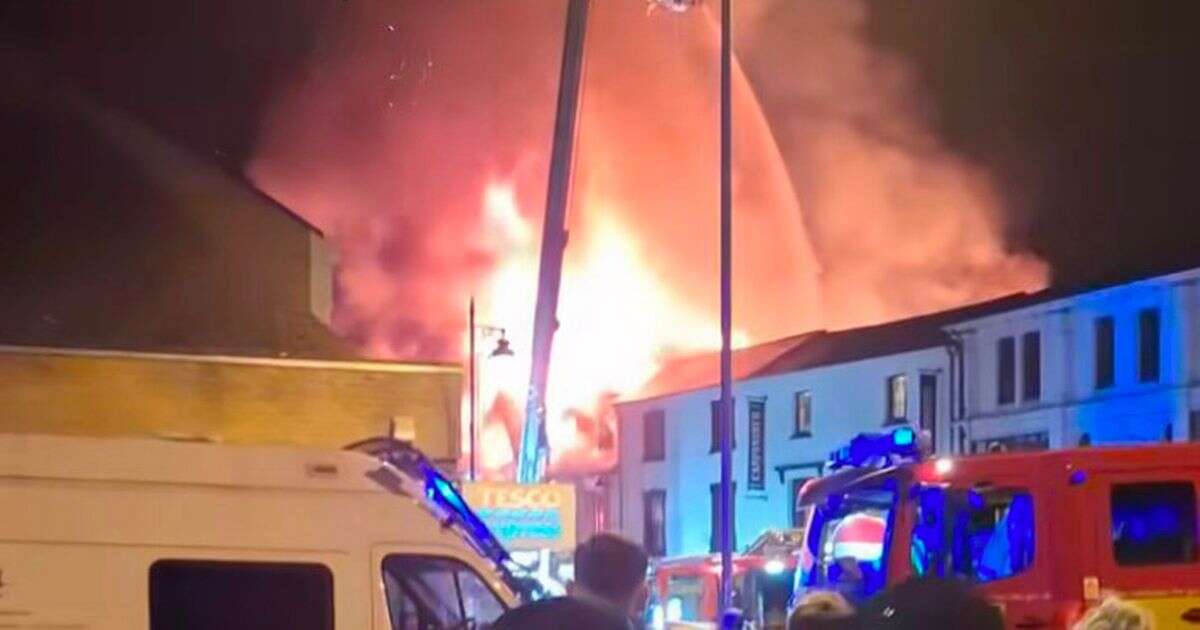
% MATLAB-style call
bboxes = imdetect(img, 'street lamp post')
[468,297,514,482]
[717,0,735,614]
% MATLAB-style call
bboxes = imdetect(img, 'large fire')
[249,1,1045,480]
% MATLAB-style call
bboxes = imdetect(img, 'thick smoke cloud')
[737,1,1046,325]
[250,0,1045,476]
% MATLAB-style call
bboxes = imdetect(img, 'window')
[149,560,333,630]
[1138,308,1161,382]
[918,374,937,440]
[710,482,737,553]
[997,337,1016,405]
[801,484,896,602]
[381,555,506,629]
[793,391,812,437]
[709,399,735,453]
[1191,411,1200,442]
[644,490,667,557]
[644,409,665,461]
[909,487,1036,583]
[885,374,907,423]
[970,432,1049,454]
[1110,482,1197,566]
[1095,316,1115,389]
[1022,332,1041,401]
[791,477,813,527]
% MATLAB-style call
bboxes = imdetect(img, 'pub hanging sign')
[747,398,766,491]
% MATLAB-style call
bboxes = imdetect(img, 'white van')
[0,433,519,629]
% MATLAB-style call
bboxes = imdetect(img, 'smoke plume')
[249,0,1044,476]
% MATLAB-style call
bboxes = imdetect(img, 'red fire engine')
[794,427,1200,629]
[649,529,805,628]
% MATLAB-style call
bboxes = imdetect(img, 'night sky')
[1,0,1193,288]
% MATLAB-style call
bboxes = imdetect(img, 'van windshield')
[799,483,896,602]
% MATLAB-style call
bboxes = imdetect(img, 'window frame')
[643,409,666,462]
[1095,316,1115,389]
[908,485,1037,584]
[709,482,737,553]
[644,489,668,557]
[1108,481,1197,568]
[149,559,335,630]
[1021,331,1041,401]
[1138,308,1161,383]
[997,336,1016,405]
[380,554,509,630]
[709,399,735,453]
[793,390,812,438]
[885,374,907,425]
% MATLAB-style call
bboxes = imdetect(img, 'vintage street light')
[468,297,515,482]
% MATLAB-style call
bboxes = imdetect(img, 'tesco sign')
[463,482,576,552]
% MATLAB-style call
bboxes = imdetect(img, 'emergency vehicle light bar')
[828,427,921,470]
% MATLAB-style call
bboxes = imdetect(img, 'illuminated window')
[1138,308,1161,383]
[644,409,665,462]
[150,560,333,630]
[1110,482,1197,566]
[885,374,907,423]
[793,391,812,437]
[644,490,667,557]
[997,337,1016,405]
[1022,332,1041,401]
[1095,316,1115,389]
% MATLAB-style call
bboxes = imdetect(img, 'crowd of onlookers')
[492,533,1158,630]
[786,581,1155,630]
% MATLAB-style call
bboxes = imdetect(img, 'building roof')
[623,292,1033,405]
[625,262,1200,407]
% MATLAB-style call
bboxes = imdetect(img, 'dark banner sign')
[747,398,766,491]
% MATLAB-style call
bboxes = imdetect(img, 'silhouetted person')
[492,534,649,630]
[788,591,859,630]
[856,577,1003,630]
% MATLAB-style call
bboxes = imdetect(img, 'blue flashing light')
[828,427,922,470]
[417,461,510,565]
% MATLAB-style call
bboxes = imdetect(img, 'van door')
[371,546,509,630]
[1088,470,1200,629]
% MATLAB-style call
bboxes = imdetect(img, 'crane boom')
[517,0,590,484]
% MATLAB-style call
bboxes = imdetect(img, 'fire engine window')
[381,555,506,630]
[909,487,1035,583]
[801,484,895,602]
[1110,482,1198,566]
[149,559,333,630]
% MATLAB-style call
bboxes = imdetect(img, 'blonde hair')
[789,591,854,630]
[1074,598,1155,630]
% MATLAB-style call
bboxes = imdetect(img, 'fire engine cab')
[794,427,1200,629]
[649,529,806,629]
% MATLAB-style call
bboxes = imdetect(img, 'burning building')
[249,1,1045,482]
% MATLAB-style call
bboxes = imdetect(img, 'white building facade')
[610,315,960,559]
[949,267,1200,453]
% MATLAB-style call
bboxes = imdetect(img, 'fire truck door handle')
[1181,607,1200,624]
[1014,617,1049,629]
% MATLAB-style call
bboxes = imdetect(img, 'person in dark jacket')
[855,576,1003,630]
[492,534,649,630]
